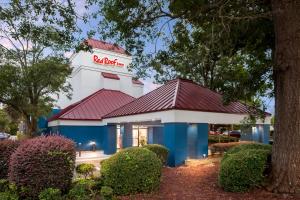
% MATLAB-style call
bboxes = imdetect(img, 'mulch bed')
[119,157,299,200]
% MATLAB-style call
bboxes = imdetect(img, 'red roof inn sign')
[93,55,124,67]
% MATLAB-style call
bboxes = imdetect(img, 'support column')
[103,125,117,155]
[261,124,270,144]
[196,123,209,158]
[163,123,188,167]
[122,123,132,148]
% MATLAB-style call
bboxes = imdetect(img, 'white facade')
[56,48,143,108]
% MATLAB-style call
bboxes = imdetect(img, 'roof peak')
[85,38,131,56]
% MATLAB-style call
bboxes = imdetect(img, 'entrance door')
[132,126,148,146]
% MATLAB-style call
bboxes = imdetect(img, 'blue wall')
[240,125,270,144]
[148,127,164,145]
[122,124,133,148]
[196,123,209,158]
[103,125,117,154]
[49,125,105,150]
[187,124,208,159]
[163,123,188,167]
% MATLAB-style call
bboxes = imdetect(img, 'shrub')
[0,179,9,192]
[225,143,272,156]
[143,144,169,165]
[100,186,114,200]
[0,140,20,179]
[101,147,162,195]
[210,141,253,154]
[76,163,96,179]
[38,188,62,200]
[68,179,96,200]
[219,148,271,192]
[0,191,19,200]
[208,135,238,144]
[8,135,76,199]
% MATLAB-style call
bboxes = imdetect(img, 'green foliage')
[0,179,9,192]
[0,191,18,200]
[0,180,18,200]
[68,179,97,200]
[38,188,62,200]
[101,147,162,195]
[0,1,78,135]
[219,146,271,192]
[208,135,238,144]
[142,144,169,165]
[224,143,272,158]
[76,163,96,179]
[100,186,114,200]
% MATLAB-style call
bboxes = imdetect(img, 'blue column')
[196,123,209,158]
[163,123,188,167]
[262,124,270,144]
[103,125,117,154]
[122,124,132,148]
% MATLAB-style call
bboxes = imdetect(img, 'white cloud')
[142,80,161,94]
[64,51,73,58]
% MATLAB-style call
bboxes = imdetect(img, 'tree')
[88,0,299,193]
[0,1,78,136]
[0,108,19,135]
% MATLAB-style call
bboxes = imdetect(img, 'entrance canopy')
[103,78,271,125]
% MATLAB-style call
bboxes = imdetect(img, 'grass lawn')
[119,157,298,200]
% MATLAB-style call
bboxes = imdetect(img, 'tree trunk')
[270,0,300,193]
[25,115,37,137]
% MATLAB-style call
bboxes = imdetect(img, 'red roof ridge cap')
[172,79,181,108]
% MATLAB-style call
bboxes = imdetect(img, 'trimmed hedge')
[208,135,238,144]
[101,147,162,195]
[225,143,272,156]
[8,135,76,199]
[219,144,271,192]
[210,142,253,154]
[0,140,20,179]
[143,144,169,165]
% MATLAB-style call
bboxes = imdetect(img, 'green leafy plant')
[219,148,271,192]
[101,147,162,195]
[0,191,19,200]
[76,163,96,179]
[38,188,62,200]
[142,144,169,165]
[0,179,9,192]
[68,179,96,200]
[100,186,114,200]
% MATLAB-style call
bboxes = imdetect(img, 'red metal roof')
[104,78,269,118]
[132,79,144,85]
[86,39,130,56]
[49,89,135,121]
[102,72,120,80]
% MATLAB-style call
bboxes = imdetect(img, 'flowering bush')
[0,140,20,179]
[9,135,76,199]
